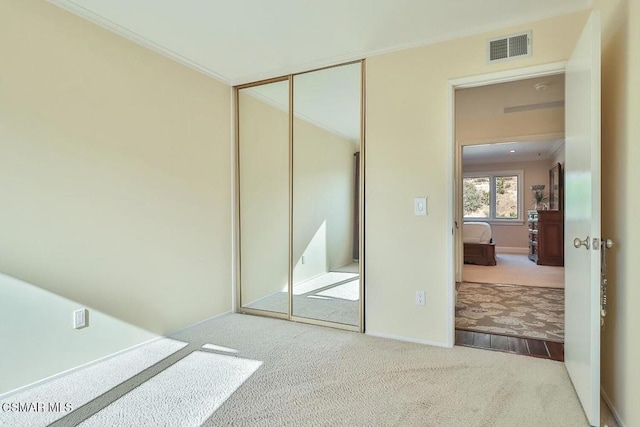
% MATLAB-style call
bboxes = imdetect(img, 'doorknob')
[603,238,614,249]
[573,236,590,250]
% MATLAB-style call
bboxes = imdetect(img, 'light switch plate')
[414,197,427,216]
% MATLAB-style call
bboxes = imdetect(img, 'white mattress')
[463,222,492,244]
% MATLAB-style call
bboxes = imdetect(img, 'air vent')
[488,31,531,63]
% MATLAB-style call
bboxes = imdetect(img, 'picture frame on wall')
[549,163,562,211]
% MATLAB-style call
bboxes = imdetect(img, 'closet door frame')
[234,60,366,333]
[235,75,290,321]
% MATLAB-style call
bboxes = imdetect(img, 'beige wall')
[0,273,158,393]
[595,0,640,425]
[365,11,589,343]
[463,160,550,250]
[0,1,231,393]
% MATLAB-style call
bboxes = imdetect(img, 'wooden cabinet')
[528,210,564,266]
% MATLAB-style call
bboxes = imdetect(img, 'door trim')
[446,61,568,347]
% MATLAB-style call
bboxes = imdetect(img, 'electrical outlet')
[415,291,426,306]
[73,308,88,329]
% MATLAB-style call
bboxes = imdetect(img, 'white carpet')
[0,338,187,427]
[2,314,605,426]
[464,253,565,288]
[179,314,589,426]
[80,351,261,427]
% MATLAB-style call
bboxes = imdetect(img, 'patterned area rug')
[456,282,564,343]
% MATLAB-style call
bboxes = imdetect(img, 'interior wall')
[595,0,640,425]
[0,273,158,394]
[463,160,550,250]
[0,0,231,393]
[365,10,589,343]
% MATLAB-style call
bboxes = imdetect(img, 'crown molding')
[549,139,566,159]
[47,0,233,85]
[48,0,590,87]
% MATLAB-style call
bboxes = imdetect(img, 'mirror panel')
[292,63,362,326]
[238,80,290,314]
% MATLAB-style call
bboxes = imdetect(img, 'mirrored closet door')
[292,63,362,326]
[236,61,364,331]
[238,78,290,315]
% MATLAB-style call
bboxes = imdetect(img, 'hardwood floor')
[455,330,564,362]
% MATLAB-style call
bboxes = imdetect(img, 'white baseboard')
[366,331,452,349]
[496,246,529,254]
[167,310,233,336]
[0,310,232,400]
[0,335,161,400]
[601,387,626,427]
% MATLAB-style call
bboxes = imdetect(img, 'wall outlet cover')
[73,308,88,329]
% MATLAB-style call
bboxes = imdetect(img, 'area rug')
[456,282,564,342]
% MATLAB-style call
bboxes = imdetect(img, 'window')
[463,170,523,222]
[463,176,490,218]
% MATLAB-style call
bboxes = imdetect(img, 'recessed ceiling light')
[509,149,516,153]
[534,82,550,91]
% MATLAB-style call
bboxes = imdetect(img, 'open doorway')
[453,74,566,360]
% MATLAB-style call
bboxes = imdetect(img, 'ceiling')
[456,74,565,121]
[460,74,565,165]
[463,139,564,165]
[50,0,590,85]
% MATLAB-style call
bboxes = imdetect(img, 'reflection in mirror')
[292,63,361,326]
[238,80,289,314]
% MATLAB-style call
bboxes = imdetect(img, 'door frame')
[446,61,567,347]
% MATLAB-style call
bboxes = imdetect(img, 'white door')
[564,11,601,427]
